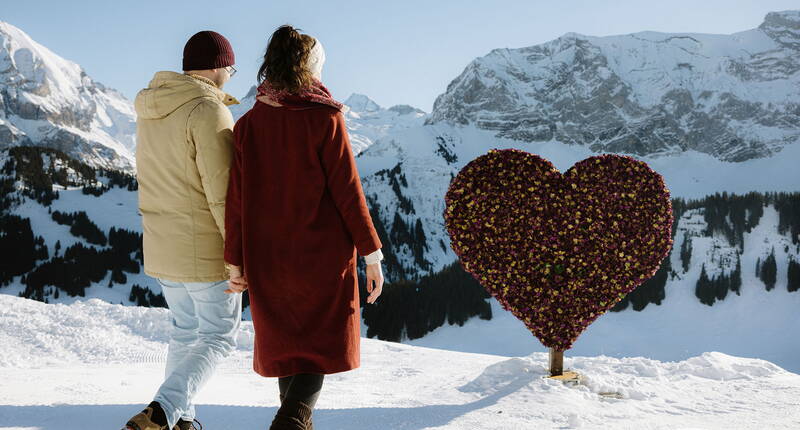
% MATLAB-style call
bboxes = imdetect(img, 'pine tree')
[730,254,742,295]
[787,257,800,293]
[128,284,139,303]
[111,268,127,284]
[360,260,490,341]
[760,248,778,291]
[756,257,761,277]
[680,233,692,272]
[695,263,714,306]
[714,271,729,301]
[613,256,670,312]
[0,215,39,282]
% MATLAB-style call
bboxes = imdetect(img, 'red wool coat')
[223,97,382,377]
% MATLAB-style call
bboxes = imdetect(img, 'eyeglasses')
[225,65,237,77]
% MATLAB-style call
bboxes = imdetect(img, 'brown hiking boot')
[175,418,203,430]
[269,399,313,430]
[123,402,170,430]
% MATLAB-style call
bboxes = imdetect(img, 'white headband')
[307,38,325,80]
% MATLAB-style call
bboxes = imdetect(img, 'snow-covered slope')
[342,93,427,155]
[0,21,136,172]
[1,294,799,430]
[0,147,161,308]
[355,122,800,279]
[428,10,800,162]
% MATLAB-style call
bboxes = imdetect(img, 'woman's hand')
[225,264,249,294]
[365,262,384,304]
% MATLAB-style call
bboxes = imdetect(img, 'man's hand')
[365,262,384,304]
[225,264,248,294]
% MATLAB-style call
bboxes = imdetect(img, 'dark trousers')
[278,373,324,409]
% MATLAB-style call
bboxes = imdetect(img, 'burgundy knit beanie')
[182,31,235,71]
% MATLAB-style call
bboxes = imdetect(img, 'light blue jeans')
[153,277,242,428]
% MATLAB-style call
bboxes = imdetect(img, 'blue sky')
[4,1,798,111]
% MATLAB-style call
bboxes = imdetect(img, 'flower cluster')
[443,149,674,351]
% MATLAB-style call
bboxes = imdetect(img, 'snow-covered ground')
[406,204,800,375]
[1,294,799,429]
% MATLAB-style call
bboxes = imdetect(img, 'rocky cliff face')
[0,21,136,172]
[427,11,800,162]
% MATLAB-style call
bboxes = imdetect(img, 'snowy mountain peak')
[342,94,427,154]
[230,87,426,156]
[0,21,83,102]
[428,10,800,162]
[761,10,800,28]
[559,31,586,40]
[0,21,136,172]
[760,10,800,45]
[387,104,426,115]
[345,93,382,113]
[242,84,258,99]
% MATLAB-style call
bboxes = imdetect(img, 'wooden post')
[549,348,564,376]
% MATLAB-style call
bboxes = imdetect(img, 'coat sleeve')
[223,116,245,267]
[188,99,234,241]
[320,111,383,257]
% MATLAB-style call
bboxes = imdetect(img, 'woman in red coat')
[223,26,385,429]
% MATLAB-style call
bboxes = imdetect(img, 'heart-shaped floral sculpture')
[444,149,673,351]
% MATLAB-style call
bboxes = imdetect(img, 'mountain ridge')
[0,21,136,172]
[426,10,800,162]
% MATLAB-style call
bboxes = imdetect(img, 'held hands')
[365,261,384,304]
[225,264,249,294]
[223,262,384,301]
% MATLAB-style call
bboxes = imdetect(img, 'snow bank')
[1,295,799,429]
[0,295,254,368]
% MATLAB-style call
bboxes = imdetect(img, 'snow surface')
[1,294,799,429]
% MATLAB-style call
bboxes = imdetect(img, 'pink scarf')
[256,78,344,111]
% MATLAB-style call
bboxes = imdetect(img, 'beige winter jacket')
[134,71,239,282]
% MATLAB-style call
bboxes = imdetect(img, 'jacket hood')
[135,71,239,120]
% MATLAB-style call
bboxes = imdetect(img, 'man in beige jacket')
[124,31,245,430]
